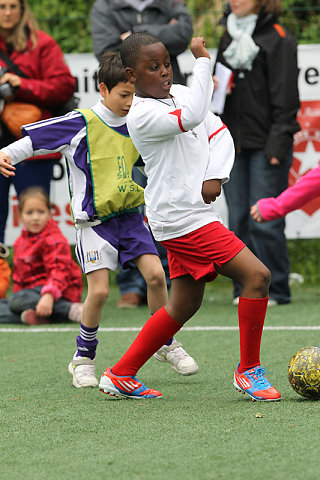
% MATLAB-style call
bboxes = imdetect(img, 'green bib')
[77,108,145,221]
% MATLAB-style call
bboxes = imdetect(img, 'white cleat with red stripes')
[99,367,162,399]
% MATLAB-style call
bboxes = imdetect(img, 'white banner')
[5,45,320,245]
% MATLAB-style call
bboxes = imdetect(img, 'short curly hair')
[120,32,162,69]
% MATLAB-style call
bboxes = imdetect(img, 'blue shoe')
[234,364,281,401]
[99,367,162,399]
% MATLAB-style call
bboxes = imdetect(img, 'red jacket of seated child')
[12,218,82,302]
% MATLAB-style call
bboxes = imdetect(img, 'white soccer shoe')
[154,341,199,376]
[68,353,98,388]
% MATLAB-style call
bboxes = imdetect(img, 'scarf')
[223,13,260,71]
[124,0,154,12]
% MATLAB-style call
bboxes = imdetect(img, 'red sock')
[112,306,182,376]
[238,297,268,373]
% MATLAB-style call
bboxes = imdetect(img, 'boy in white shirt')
[98,33,282,402]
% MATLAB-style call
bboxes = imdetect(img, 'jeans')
[223,148,292,304]
[0,286,72,324]
[0,160,54,243]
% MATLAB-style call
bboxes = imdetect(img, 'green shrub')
[27,0,319,53]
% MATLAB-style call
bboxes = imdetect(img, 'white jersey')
[127,57,235,241]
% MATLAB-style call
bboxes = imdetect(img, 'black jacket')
[214,8,300,162]
[90,0,193,85]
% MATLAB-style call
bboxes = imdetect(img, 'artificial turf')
[1,279,320,480]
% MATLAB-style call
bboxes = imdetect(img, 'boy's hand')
[201,179,221,204]
[0,153,15,178]
[36,293,54,317]
[190,37,211,60]
[250,203,263,223]
[269,156,280,165]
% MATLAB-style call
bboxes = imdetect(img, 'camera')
[0,67,15,100]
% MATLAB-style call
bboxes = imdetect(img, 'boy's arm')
[0,137,33,177]
[251,166,320,222]
[203,112,235,183]
[201,112,235,204]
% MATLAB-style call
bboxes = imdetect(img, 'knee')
[251,265,271,295]
[8,293,25,313]
[145,267,166,291]
[88,286,109,307]
[167,297,201,324]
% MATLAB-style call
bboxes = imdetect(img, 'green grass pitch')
[1,278,320,480]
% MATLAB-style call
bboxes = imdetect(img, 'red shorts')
[160,222,245,282]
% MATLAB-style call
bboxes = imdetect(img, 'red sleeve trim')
[273,24,286,37]
[209,123,227,141]
[169,109,187,133]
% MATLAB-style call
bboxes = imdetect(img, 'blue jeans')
[0,286,72,323]
[223,148,292,304]
[0,160,54,243]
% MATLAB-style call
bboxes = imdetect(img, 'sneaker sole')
[233,380,281,402]
[172,364,199,376]
[99,377,162,400]
[68,361,98,388]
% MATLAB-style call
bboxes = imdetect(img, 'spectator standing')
[91,0,193,307]
[91,0,193,85]
[213,0,300,305]
[0,0,76,243]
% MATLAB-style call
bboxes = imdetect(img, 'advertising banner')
[5,46,320,245]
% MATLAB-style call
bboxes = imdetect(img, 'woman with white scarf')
[213,0,300,306]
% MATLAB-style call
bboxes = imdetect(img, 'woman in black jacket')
[213,0,300,305]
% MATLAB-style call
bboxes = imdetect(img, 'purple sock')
[76,323,99,359]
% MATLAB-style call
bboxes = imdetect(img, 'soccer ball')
[288,346,320,399]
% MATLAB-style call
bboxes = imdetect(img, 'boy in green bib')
[0,51,198,388]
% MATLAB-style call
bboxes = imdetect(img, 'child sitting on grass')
[0,186,83,325]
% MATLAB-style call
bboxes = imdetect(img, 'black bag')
[50,95,80,117]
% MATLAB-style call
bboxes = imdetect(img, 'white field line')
[1,325,320,333]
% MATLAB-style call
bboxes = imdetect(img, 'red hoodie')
[13,219,82,302]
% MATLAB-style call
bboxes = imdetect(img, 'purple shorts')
[76,213,158,274]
